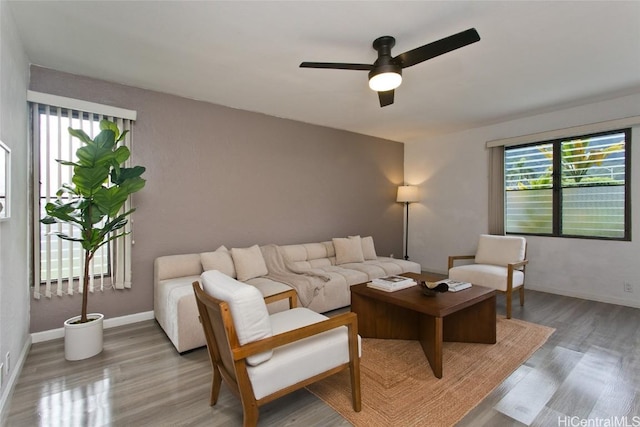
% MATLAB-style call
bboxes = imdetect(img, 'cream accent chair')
[448,234,528,319]
[192,270,361,427]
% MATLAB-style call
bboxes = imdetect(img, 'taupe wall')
[29,66,405,332]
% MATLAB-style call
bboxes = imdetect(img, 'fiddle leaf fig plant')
[42,119,146,323]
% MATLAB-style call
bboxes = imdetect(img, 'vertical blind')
[30,99,136,299]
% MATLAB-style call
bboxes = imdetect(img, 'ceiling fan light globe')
[368,72,402,92]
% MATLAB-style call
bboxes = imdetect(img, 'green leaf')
[120,176,146,195]
[100,119,119,137]
[112,166,145,186]
[76,142,115,167]
[72,165,110,195]
[112,145,131,164]
[68,128,93,145]
[57,159,80,167]
[43,200,84,225]
[93,186,130,217]
[116,129,129,144]
[93,129,116,150]
[49,231,85,243]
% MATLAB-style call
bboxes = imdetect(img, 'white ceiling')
[8,1,640,143]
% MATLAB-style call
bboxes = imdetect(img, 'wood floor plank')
[494,346,583,425]
[4,288,640,426]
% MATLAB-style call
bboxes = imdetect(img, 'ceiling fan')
[300,28,480,107]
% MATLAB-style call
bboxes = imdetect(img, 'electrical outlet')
[390,253,394,258]
[624,282,633,293]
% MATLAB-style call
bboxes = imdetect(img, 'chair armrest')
[263,289,298,309]
[508,259,528,271]
[448,255,475,270]
[232,312,358,360]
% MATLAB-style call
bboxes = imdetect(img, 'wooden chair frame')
[448,246,528,319]
[192,282,361,427]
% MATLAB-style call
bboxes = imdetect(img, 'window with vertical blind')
[504,129,630,240]
[29,92,137,298]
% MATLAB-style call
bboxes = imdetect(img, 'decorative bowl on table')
[419,280,450,296]
[419,281,437,297]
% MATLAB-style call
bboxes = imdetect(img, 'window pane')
[562,186,626,238]
[506,188,553,234]
[505,142,553,234]
[505,143,553,190]
[560,132,626,238]
[561,133,626,186]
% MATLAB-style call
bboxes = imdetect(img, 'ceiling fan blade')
[299,62,373,71]
[395,28,480,68]
[378,90,394,107]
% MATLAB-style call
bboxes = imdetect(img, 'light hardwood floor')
[3,289,640,426]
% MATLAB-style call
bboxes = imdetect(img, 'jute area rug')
[307,317,554,427]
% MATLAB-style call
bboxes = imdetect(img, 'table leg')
[419,315,443,379]
[443,294,496,344]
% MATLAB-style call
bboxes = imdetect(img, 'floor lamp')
[397,185,419,260]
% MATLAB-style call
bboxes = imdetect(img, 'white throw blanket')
[260,244,330,307]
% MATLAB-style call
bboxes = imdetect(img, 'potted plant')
[42,119,146,360]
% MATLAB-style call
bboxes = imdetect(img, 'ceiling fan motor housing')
[369,36,402,88]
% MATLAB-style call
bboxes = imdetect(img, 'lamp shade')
[397,185,419,203]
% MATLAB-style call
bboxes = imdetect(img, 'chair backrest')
[198,270,274,366]
[193,281,239,385]
[474,234,526,267]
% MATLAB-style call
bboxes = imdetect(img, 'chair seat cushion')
[247,308,361,400]
[449,264,524,292]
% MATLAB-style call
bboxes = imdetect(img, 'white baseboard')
[0,336,32,421]
[527,284,640,309]
[31,311,155,344]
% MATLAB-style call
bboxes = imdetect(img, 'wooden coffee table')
[350,272,496,378]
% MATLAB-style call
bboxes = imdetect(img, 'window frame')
[504,128,631,241]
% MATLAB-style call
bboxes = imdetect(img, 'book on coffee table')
[436,279,472,292]
[367,280,417,292]
[372,275,414,287]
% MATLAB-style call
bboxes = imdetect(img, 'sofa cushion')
[231,244,269,281]
[200,270,273,366]
[155,253,202,281]
[245,276,295,314]
[475,234,526,267]
[201,245,237,278]
[333,236,365,265]
[361,236,377,260]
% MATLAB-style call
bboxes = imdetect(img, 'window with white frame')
[504,129,630,240]
[29,93,137,298]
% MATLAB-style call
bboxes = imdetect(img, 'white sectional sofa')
[154,236,420,353]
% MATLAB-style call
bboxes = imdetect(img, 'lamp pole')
[396,185,418,261]
[404,201,410,260]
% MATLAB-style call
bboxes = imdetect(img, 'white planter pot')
[64,313,104,361]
